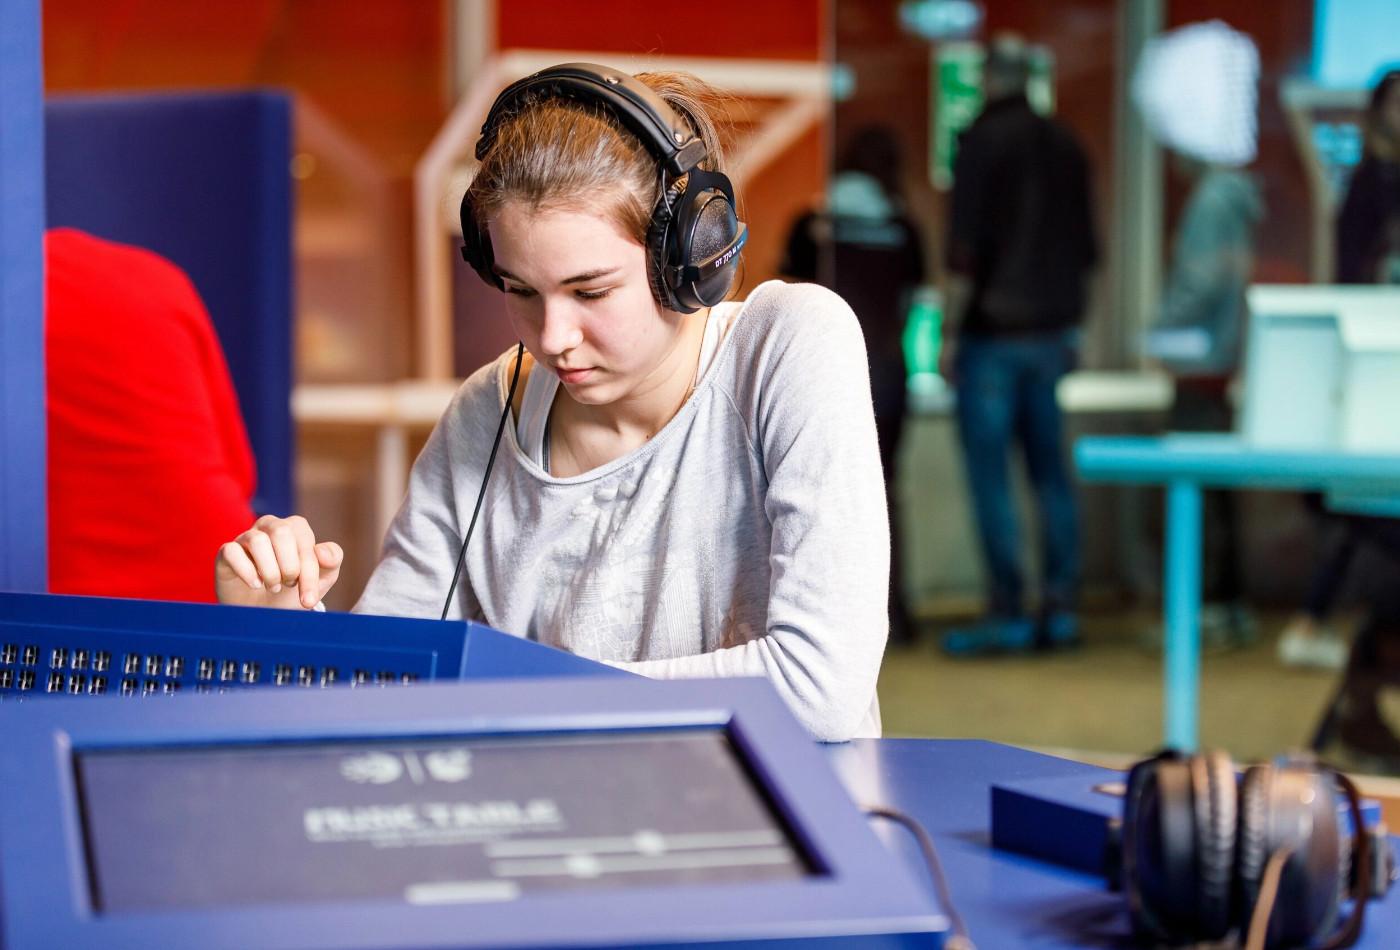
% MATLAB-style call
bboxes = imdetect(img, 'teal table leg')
[1164,480,1203,750]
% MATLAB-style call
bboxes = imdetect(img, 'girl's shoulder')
[713,281,870,419]
[442,346,522,431]
[726,280,866,366]
[735,279,859,331]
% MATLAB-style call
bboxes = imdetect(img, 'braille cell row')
[13,672,111,694]
[115,678,182,696]
[1,644,120,672]
[0,669,36,690]
[118,653,183,677]
[0,653,420,693]
[1,645,46,667]
[49,648,114,672]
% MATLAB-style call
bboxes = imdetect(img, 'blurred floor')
[878,606,1400,775]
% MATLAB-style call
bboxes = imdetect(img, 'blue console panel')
[0,676,947,949]
[0,592,622,700]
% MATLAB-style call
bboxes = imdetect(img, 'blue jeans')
[954,331,1079,618]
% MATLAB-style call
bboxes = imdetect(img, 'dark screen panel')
[77,729,811,913]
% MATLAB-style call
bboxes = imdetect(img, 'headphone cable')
[1243,845,1293,950]
[440,342,526,621]
[862,804,976,950]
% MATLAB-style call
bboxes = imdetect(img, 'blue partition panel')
[0,0,46,593]
[44,91,294,515]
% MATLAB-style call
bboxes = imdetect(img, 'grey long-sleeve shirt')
[354,281,890,741]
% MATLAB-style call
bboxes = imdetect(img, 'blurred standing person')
[1137,21,1263,646]
[940,35,1098,656]
[782,126,927,644]
[1337,69,1400,285]
[1278,68,1400,669]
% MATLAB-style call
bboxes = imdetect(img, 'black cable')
[440,342,526,621]
[863,804,976,950]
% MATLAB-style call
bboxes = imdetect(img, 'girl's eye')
[504,286,536,298]
[575,288,612,301]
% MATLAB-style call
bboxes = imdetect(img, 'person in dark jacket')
[1337,69,1400,286]
[940,35,1098,656]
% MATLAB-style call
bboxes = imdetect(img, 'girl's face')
[488,201,692,410]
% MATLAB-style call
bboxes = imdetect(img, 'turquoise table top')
[1076,433,1400,491]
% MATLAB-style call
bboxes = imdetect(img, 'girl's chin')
[560,377,614,404]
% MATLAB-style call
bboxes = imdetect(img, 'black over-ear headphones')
[460,62,748,314]
[1118,749,1395,949]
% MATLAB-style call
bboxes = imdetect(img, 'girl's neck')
[562,307,709,440]
[544,308,709,476]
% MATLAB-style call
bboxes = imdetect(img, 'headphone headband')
[475,63,708,176]
[463,62,745,313]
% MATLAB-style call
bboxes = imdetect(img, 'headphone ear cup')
[1238,763,1346,948]
[651,168,744,314]
[1192,750,1238,940]
[1122,753,1199,944]
[646,179,685,312]
[459,191,502,290]
[681,190,741,309]
[1237,764,1271,920]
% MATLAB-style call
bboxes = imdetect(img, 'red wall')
[494,0,828,300]
[496,1,822,60]
[43,0,449,175]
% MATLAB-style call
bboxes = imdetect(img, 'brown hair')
[464,70,731,246]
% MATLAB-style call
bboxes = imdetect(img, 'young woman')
[215,65,889,741]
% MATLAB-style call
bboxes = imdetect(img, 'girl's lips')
[556,366,594,384]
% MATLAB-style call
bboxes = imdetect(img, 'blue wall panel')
[0,0,47,593]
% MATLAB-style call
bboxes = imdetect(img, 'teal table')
[1075,433,1400,750]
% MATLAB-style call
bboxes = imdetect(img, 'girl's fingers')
[314,542,343,601]
[297,536,320,608]
[220,517,337,608]
[217,541,263,590]
[267,522,303,592]
[244,530,283,592]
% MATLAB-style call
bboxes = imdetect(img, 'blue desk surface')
[831,739,1400,949]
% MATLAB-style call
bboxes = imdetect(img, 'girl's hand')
[215,515,342,609]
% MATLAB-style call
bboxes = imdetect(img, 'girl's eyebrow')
[494,266,621,286]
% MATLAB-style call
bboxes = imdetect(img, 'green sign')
[930,42,1056,191]
[902,286,943,380]
[931,42,983,191]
